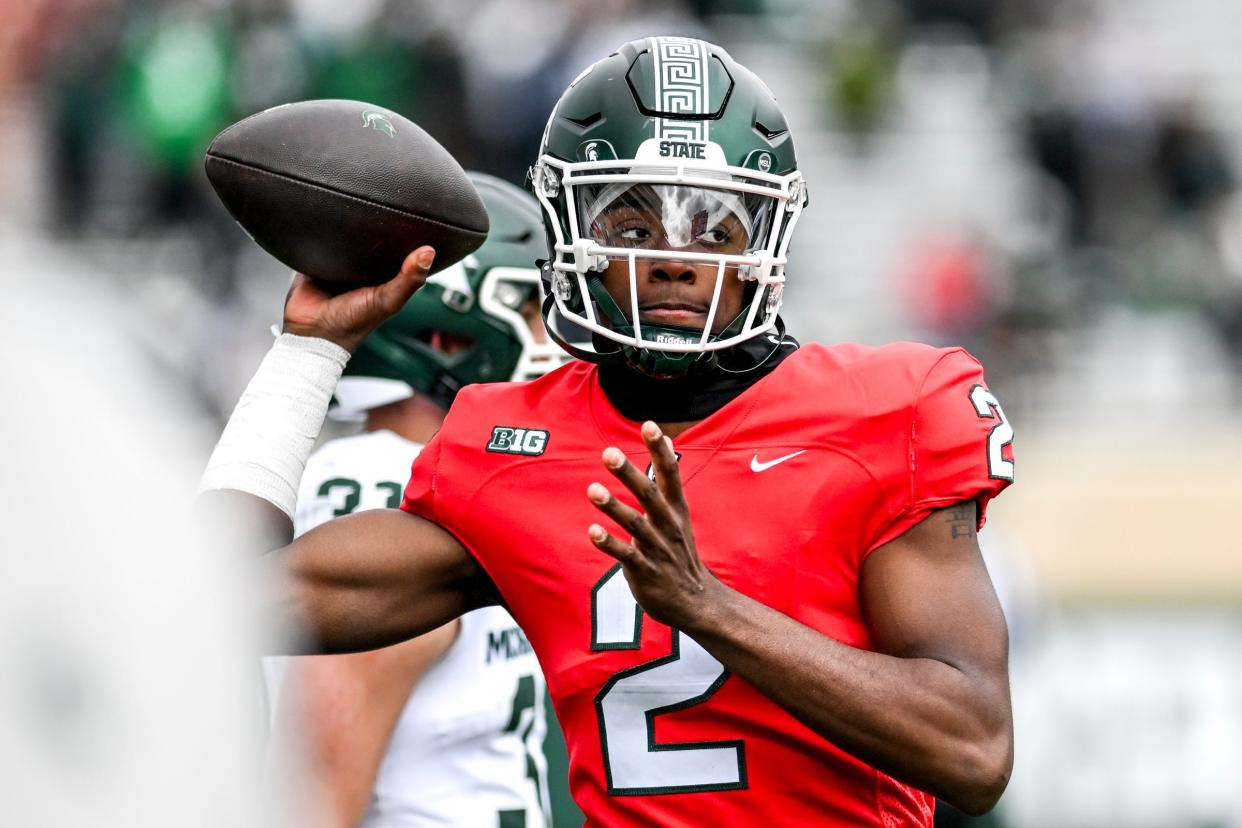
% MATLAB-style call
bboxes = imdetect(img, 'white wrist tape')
[199,333,350,518]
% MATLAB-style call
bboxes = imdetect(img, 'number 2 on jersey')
[590,564,747,796]
[969,385,1014,481]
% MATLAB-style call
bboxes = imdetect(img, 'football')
[205,99,489,288]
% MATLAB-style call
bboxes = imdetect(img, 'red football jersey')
[401,342,1013,826]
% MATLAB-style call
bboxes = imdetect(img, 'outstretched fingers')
[587,422,692,564]
[587,522,641,566]
[587,482,662,552]
[641,421,685,509]
[600,447,680,531]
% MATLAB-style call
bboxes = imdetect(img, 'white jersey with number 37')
[268,430,550,828]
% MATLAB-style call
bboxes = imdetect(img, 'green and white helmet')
[531,36,807,376]
[333,173,570,417]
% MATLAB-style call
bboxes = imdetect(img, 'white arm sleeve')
[199,333,349,518]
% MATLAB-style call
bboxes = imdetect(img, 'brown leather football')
[205,99,489,288]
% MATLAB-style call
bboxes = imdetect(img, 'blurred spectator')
[899,0,1007,45]
[453,0,571,181]
[899,230,1001,352]
[454,0,707,183]
[231,0,311,116]
[1154,98,1235,218]
[117,4,234,183]
[820,3,902,148]
[106,2,236,240]
[37,0,125,235]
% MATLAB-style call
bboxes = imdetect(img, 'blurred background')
[3,0,1241,825]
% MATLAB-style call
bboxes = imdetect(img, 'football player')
[202,37,1016,826]
[264,174,569,828]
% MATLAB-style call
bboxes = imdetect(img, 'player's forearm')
[200,334,350,518]
[683,581,1012,814]
[194,332,364,652]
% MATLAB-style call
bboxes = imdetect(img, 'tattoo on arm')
[944,503,976,540]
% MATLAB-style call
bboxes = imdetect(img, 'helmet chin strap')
[539,289,704,377]
[625,341,715,379]
[540,289,624,364]
[595,316,798,423]
[583,277,727,378]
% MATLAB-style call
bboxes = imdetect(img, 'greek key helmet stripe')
[648,36,709,143]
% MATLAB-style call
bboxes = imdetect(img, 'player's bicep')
[859,501,1008,678]
[272,508,494,654]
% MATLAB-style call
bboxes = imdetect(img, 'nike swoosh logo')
[750,450,807,472]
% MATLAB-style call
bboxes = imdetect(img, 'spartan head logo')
[577,139,616,162]
[361,110,396,138]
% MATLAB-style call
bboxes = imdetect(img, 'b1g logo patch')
[486,426,549,456]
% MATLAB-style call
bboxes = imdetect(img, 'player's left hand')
[586,421,723,630]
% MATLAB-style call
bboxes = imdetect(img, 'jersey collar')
[588,335,801,453]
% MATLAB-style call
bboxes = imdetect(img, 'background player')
[264,175,570,828]
[201,37,1015,826]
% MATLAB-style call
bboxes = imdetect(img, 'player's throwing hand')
[586,421,723,631]
[283,246,435,353]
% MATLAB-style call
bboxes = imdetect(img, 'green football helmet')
[333,173,570,416]
[531,36,808,377]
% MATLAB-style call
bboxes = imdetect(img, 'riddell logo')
[658,140,706,159]
[486,426,549,456]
